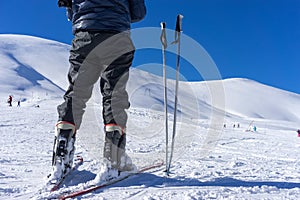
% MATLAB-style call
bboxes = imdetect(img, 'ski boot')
[103,125,135,174]
[48,121,76,183]
[118,134,135,172]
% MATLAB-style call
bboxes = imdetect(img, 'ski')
[58,160,164,200]
[49,155,84,192]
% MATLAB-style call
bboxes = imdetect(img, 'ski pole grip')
[161,22,166,30]
[175,14,183,32]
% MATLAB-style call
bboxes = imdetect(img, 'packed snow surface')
[0,34,300,199]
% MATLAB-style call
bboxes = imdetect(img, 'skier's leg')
[100,51,134,127]
[57,31,103,128]
[51,32,103,180]
[100,51,134,171]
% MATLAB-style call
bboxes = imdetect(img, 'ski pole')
[160,22,169,173]
[167,14,183,175]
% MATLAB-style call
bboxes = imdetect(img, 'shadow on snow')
[85,172,300,195]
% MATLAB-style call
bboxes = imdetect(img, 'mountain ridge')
[0,34,299,123]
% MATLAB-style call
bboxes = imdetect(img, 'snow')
[0,34,300,199]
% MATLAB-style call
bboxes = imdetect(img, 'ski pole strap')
[160,22,167,50]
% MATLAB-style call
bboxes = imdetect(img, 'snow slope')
[0,34,68,102]
[0,34,300,199]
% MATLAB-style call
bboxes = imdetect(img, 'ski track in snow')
[0,99,300,200]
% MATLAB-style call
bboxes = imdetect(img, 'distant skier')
[7,95,12,107]
[297,129,300,137]
[48,0,146,183]
[253,126,257,132]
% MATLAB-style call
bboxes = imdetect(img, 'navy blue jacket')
[67,0,146,34]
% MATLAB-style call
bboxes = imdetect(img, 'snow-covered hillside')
[0,34,69,102]
[1,34,300,199]
[1,34,299,124]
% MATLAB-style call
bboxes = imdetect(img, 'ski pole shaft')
[160,22,169,172]
[167,14,183,175]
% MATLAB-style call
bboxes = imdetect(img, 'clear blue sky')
[1,0,299,94]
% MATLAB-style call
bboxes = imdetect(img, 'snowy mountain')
[0,34,69,102]
[1,34,300,199]
[1,34,299,123]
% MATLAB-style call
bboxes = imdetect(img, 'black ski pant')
[57,31,135,130]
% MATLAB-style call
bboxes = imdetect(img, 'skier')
[297,129,300,137]
[7,95,12,107]
[253,126,257,132]
[49,0,146,183]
